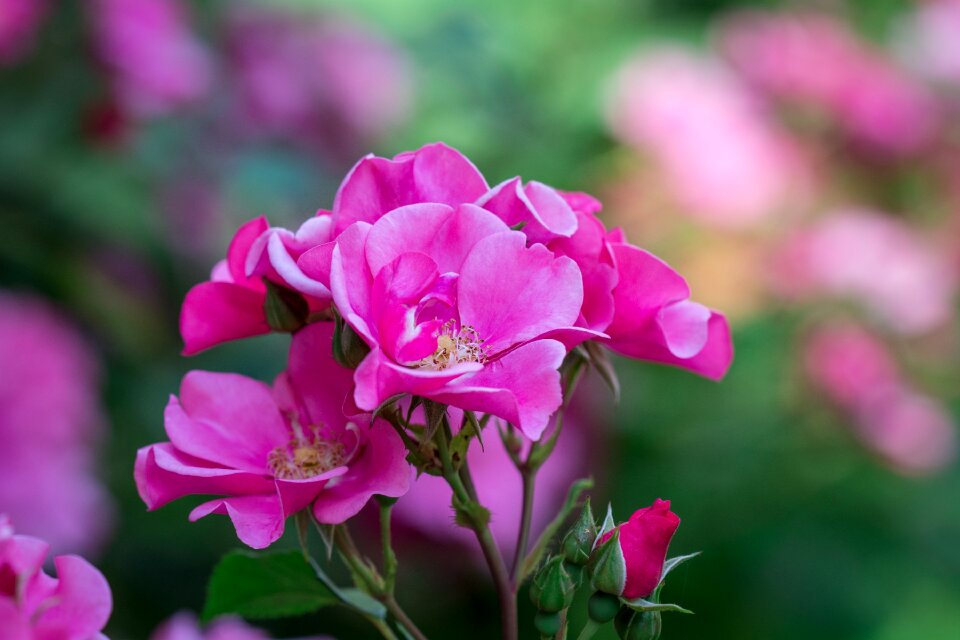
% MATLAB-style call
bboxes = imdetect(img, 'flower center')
[267,420,347,480]
[419,322,487,371]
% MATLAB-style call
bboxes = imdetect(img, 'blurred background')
[1,0,959,637]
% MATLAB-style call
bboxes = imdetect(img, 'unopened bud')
[332,312,370,369]
[561,498,597,565]
[615,607,662,640]
[530,556,575,613]
[264,280,309,332]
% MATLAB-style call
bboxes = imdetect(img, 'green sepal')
[659,551,701,585]
[615,607,662,640]
[595,503,616,548]
[332,309,370,368]
[621,598,693,615]
[582,340,621,402]
[561,497,597,565]
[588,529,626,595]
[530,555,575,613]
[264,280,309,333]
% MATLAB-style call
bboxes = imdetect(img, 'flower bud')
[530,556,576,613]
[587,591,621,624]
[561,498,597,566]
[332,311,370,369]
[593,499,680,599]
[264,280,308,332]
[615,607,662,640]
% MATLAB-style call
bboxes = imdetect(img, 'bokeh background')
[2,0,959,638]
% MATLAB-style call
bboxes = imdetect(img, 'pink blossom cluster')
[0,293,113,556]
[804,323,956,474]
[137,142,733,548]
[150,611,334,640]
[0,515,112,639]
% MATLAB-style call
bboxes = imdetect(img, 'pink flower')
[394,409,590,550]
[180,214,333,355]
[314,143,732,381]
[224,6,412,153]
[150,611,335,640]
[719,11,940,156]
[895,0,960,85]
[0,0,47,65]
[606,48,808,227]
[314,202,585,440]
[0,516,112,639]
[803,323,957,474]
[772,209,956,335]
[136,323,411,549]
[596,499,680,600]
[0,293,113,557]
[90,0,212,118]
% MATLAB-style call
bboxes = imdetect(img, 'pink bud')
[599,499,681,599]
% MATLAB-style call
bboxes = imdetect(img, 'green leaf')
[203,550,338,622]
[621,597,694,615]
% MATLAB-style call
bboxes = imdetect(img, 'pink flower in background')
[395,410,589,550]
[0,293,113,557]
[0,0,47,64]
[180,213,333,355]
[90,0,212,118]
[136,323,410,549]
[0,516,112,639]
[224,4,412,153]
[310,202,585,440]
[894,0,960,86]
[151,611,335,640]
[606,48,808,227]
[719,11,940,156]
[772,209,956,335]
[803,323,956,474]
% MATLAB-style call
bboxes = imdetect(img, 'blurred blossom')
[804,323,956,474]
[719,11,941,156]
[0,0,46,64]
[90,0,212,119]
[894,0,960,86]
[606,47,808,227]
[224,4,412,154]
[0,292,113,556]
[771,209,956,335]
[150,611,333,640]
[395,412,589,552]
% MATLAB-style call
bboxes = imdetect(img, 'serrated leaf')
[621,598,693,614]
[660,551,701,583]
[203,550,338,622]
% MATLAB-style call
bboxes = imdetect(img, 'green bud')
[587,591,621,624]
[533,611,562,636]
[332,311,370,369]
[564,560,584,584]
[561,498,597,565]
[530,556,575,613]
[615,607,662,640]
[264,280,309,332]
[587,529,626,596]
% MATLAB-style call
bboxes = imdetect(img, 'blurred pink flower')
[0,0,46,64]
[151,611,335,640]
[394,411,589,551]
[895,0,960,86]
[772,209,956,335]
[719,11,941,156]
[90,0,212,118]
[0,515,112,639]
[136,323,410,549]
[803,323,956,474]
[224,5,412,153]
[0,293,112,557]
[606,47,808,227]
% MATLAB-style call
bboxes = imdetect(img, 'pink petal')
[135,444,274,510]
[227,216,270,283]
[312,421,411,524]
[179,281,269,355]
[285,323,357,429]
[167,372,289,471]
[477,178,577,243]
[296,241,337,291]
[458,231,583,352]
[658,300,711,359]
[429,340,566,440]
[33,555,112,640]
[188,495,285,549]
[353,348,482,412]
[332,142,489,234]
[275,470,347,517]
[330,222,375,343]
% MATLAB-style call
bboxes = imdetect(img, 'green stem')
[510,463,536,584]
[378,497,398,593]
[575,619,602,640]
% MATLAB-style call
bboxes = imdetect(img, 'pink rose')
[596,499,681,599]
[0,515,112,639]
[136,323,410,548]
[180,213,333,354]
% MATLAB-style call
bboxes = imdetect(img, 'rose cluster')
[136,142,732,548]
